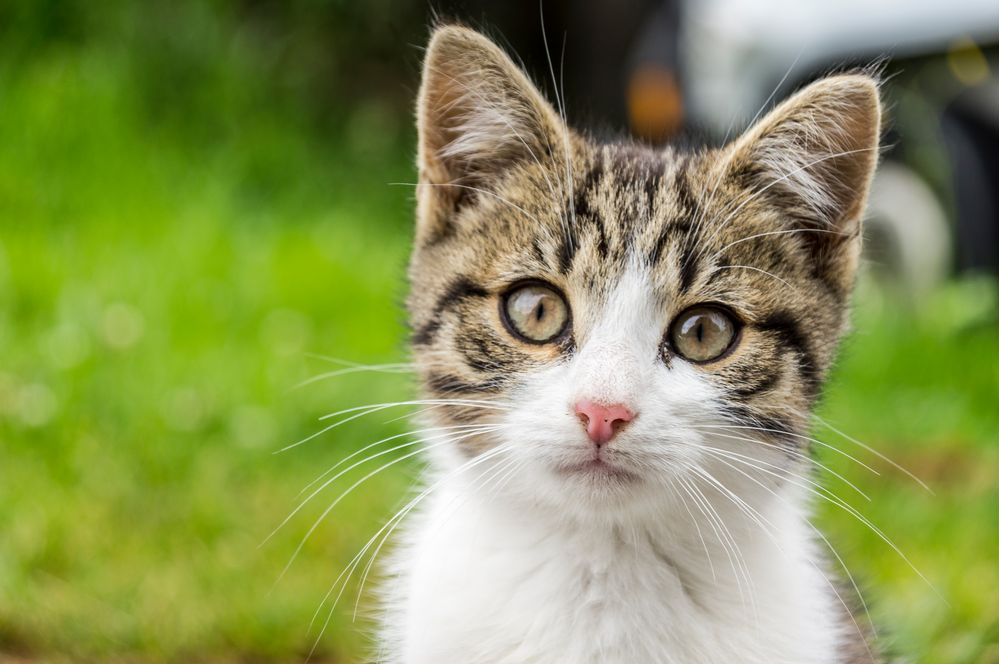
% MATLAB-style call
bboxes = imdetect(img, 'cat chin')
[554,457,641,483]
[547,461,647,512]
[503,460,685,522]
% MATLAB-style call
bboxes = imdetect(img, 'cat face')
[408,26,880,516]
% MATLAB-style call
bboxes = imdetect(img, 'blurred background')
[0,1,997,662]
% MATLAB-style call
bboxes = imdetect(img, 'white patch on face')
[479,260,740,518]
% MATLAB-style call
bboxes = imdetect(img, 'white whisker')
[707,227,848,265]
[669,480,717,583]
[690,461,877,661]
[390,182,542,226]
[813,414,932,493]
[277,427,503,585]
[698,447,941,599]
[540,2,576,251]
[275,398,508,454]
[293,363,414,389]
[306,442,515,653]
[688,426,871,501]
[700,422,881,476]
[293,423,492,499]
[708,264,796,291]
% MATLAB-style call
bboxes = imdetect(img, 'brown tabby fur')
[406,25,883,660]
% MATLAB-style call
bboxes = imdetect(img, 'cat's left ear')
[724,74,882,290]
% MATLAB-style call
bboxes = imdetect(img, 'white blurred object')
[682,0,999,134]
[680,0,999,295]
[865,162,952,301]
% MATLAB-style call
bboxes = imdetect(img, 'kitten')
[382,25,882,663]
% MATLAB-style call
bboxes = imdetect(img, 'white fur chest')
[381,479,847,664]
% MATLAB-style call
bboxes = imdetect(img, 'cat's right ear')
[720,74,882,295]
[415,26,566,241]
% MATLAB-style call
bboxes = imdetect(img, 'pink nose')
[574,400,635,446]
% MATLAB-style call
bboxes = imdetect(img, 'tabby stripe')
[756,311,820,396]
[725,404,793,435]
[531,238,545,263]
[559,156,607,272]
[585,181,610,261]
[556,226,579,274]
[672,162,699,221]
[724,404,800,455]
[574,153,604,220]
[674,166,703,292]
[644,158,666,220]
[458,334,517,374]
[678,239,701,294]
[730,371,779,398]
[647,220,691,267]
[411,276,489,346]
[426,372,505,394]
[809,259,847,301]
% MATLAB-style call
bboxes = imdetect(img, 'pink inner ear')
[574,400,635,445]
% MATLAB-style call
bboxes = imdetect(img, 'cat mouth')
[556,457,639,482]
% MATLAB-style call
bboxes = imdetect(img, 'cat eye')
[501,282,570,344]
[669,306,739,363]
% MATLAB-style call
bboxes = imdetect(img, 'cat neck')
[383,467,849,663]
[445,460,809,593]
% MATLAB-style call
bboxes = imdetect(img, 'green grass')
[818,280,999,662]
[1,27,998,664]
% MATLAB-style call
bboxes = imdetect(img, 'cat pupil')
[534,302,545,322]
[696,322,704,343]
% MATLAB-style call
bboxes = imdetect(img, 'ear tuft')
[415,26,565,238]
[727,74,882,231]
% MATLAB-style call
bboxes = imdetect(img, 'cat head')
[408,26,880,518]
